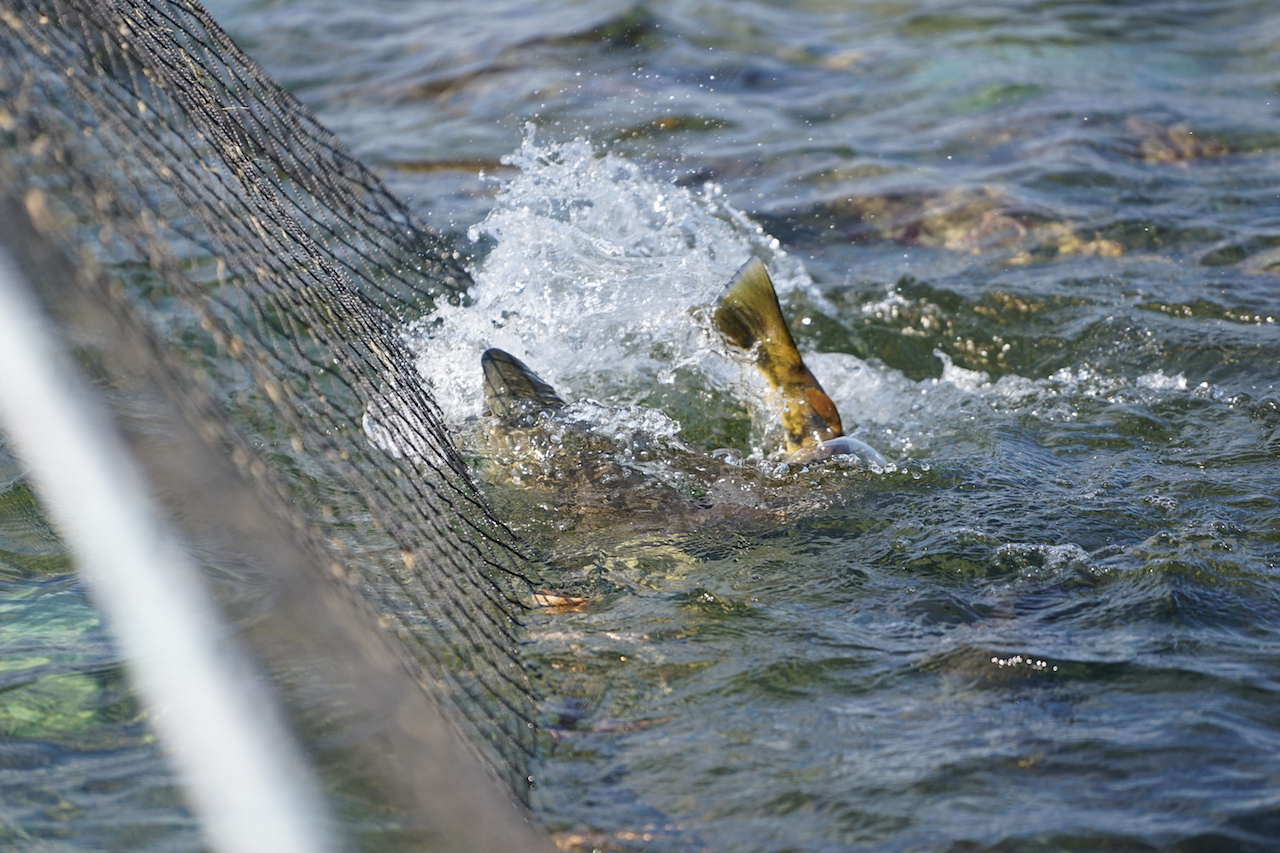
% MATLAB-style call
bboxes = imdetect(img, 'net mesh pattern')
[0,0,543,797]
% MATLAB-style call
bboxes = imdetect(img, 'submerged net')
[0,0,545,819]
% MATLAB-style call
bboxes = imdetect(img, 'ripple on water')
[35,0,1280,848]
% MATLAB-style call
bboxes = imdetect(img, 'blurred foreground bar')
[0,191,553,852]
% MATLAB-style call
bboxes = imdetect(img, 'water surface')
[9,0,1280,849]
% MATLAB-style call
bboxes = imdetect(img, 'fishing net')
[0,0,547,835]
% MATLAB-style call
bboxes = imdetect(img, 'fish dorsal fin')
[481,348,566,425]
[713,259,844,456]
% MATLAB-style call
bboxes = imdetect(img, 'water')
[0,445,201,850]
[10,0,1280,849]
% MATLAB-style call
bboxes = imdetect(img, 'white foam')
[405,131,810,429]
[1136,370,1189,391]
[396,133,1222,466]
[937,350,991,391]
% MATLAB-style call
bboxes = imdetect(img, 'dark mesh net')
[0,0,544,812]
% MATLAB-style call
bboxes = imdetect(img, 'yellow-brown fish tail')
[481,348,565,425]
[713,259,843,456]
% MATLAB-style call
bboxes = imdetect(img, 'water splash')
[399,132,1222,469]
[404,131,812,434]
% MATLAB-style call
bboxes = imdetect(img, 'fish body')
[479,347,601,489]
[480,347,668,508]
[474,265,887,602]
[478,348,800,562]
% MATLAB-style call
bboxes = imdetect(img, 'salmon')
[713,258,844,460]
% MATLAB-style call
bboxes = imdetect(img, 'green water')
[0,445,200,850]
[7,0,1280,849]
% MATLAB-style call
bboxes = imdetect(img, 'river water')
[5,0,1280,850]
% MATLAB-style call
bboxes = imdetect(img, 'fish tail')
[713,259,843,455]
[481,348,566,424]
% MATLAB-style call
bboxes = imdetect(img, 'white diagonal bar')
[0,246,336,853]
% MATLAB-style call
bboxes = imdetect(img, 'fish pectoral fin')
[481,348,566,424]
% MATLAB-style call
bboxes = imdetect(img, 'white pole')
[0,247,336,853]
